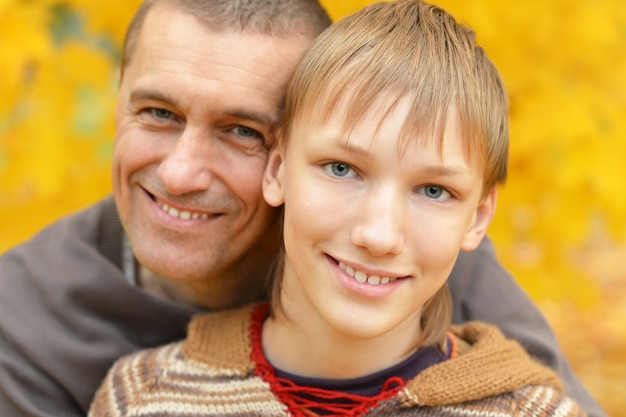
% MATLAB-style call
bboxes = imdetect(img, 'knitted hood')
[400,322,563,407]
[183,304,563,408]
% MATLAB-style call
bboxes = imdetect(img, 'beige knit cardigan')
[89,303,586,417]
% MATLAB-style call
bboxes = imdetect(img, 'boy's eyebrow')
[337,140,369,157]
[323,135,473,176]
[420,165,473,177]
[332,136,469,175]
[129,88,278,126]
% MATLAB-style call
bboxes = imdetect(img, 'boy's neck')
[262,308,423,379]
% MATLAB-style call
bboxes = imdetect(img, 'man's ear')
[262,146,286,207]
[460,187,498,252]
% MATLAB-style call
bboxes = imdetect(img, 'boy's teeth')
[368,275,381,285]
[338,262,395,285]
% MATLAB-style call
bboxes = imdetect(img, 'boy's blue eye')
[420,185,451,200]
[325,162,355,178]
[425,185,443,199]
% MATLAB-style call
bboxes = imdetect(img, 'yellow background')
[1,1,625,414]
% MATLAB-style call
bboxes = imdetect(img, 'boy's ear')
[460,187,498,252]
[262,146,286,207]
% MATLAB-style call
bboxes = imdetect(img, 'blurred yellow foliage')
[1,1,624,415]
[0,0,135,249]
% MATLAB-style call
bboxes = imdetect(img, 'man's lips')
[157,201,210,220]
[145,190,219,220]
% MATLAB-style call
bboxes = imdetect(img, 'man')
[0,0,605,416]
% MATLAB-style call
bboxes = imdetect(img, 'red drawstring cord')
[249,304,405,417]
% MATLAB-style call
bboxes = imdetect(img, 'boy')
[89,1,585,415]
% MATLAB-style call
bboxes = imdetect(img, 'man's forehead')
[136,5,310,74]
[140,2,314,49]
[127,2,313,129]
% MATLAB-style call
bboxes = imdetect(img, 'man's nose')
[157,128,214,195]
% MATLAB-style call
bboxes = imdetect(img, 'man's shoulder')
[30,196,119,246]
[1,196,122,268]
[0,196,132,414]
[0,195,126,314]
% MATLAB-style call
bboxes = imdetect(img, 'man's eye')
[418,185,451,201]
[232,125,261,139]
[151,108,173,119]
[324,162,356,178]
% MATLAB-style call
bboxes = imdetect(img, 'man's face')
[264,94,496,352]
[113,4,311,284]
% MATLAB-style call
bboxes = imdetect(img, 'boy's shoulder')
[396,321,586,415]
[403,321,565,407]
[90,303,281,417]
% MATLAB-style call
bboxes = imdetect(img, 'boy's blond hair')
[274,0,509,348]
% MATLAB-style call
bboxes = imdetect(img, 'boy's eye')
[324,162,356,178]
[419,185,451,201]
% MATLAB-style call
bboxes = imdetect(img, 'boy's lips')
[330,255,409,286]
[337,261,397,285]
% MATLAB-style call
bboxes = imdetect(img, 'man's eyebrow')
[228,109,279,128]
[128,88,278,127]
[129,89,177,107]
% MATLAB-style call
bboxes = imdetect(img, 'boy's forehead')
[297,90,434,143]
[292,93,484,174]
[297,87,406,133]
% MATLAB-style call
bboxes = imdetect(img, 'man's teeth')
[160,203,208,220]
[338,262,396,285]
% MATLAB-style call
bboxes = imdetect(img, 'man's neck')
[137,264,268,310]
[122,223,281,310]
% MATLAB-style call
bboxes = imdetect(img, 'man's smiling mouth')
[146,190,214,220]
[157,202,210,220]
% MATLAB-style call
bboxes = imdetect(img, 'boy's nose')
[350,188,405,257]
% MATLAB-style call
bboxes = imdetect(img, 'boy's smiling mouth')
[334,259,406,286]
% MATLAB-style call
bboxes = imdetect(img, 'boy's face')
[264,93,497,347]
